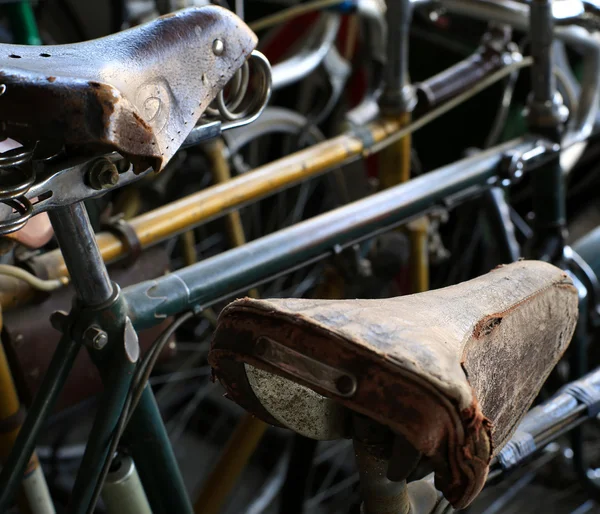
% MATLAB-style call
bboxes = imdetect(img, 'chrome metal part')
[528,0,569,130]
[212,38,224,56]
[500,140,558,185]
[207,50,272,130]
[48,203,113,306]
[345,0,386,125]
[380,0,416,114]
[252,336,357,398]
[181,120,223,148]
[271,12,341,91]
[0,155,153,224]
[245,364,348,440]
[222,107,324,154]
[0,143,36,235]
[101,454,152,514]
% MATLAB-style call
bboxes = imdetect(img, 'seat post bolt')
[84,326,109,350]
[212,39,225,56]
[87,158,119,190]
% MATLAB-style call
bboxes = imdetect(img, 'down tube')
[125,138,533,329]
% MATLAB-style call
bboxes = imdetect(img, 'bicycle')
[0,1,600,513]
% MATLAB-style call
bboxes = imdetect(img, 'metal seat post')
[48,202,114,305]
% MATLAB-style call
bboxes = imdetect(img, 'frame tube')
[124,138,534,330]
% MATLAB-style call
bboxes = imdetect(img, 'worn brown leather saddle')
[210,261,578,509]
[0,7,256,171]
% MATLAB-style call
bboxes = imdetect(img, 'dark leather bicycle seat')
[210,261,578,509]
[0,6,257,171]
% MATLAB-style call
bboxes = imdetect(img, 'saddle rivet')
[212,39,225,56]
[335,375,356,396]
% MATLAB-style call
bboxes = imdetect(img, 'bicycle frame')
[3,2,600,513]
[0,134,546,514]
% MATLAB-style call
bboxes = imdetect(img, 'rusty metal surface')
[3,247,174,412]
[0,6,257,171]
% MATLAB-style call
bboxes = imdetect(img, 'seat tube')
[42,202,191,514]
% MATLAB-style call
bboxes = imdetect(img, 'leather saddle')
[210,261,578,509]
[0,7,257,172]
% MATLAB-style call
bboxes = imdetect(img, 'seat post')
[353,415,421,514]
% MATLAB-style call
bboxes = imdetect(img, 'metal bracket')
[498,140,560,187]
[252,336,357,398]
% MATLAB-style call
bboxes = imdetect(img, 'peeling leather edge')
[210,306,491,509]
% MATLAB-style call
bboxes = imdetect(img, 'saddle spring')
[0,143,36,235]
[204,51,272,130]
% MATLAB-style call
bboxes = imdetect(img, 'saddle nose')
[0,6,257,171]
[209,260,578,509]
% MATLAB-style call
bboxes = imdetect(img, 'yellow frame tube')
[0,119,402,310]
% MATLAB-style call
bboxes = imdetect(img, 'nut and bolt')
[87,158,119,190]
[84,326,109,350]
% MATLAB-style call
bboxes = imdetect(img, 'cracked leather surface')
[210,261,578,508]
[0,6,256,171]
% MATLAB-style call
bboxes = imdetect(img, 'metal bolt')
[84,326,108,350]
[50,310,69,332]
[87,158,119,190]
[212,39,225,56]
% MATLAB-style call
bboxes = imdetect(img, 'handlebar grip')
[415,27,514,110]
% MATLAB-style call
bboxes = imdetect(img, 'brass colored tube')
[377,113,429,292]
[0,317,54,514]
[379,113,412,189]
[194,140,264,514]
[181,230,198,267]
[1,118,401,310]
[408,217,430,293]
[193,393,268,514]
[206,139,250,249]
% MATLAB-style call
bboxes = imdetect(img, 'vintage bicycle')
[0,1,600,514]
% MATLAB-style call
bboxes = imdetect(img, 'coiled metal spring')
[205,51,272,129]
[0,143,36,235]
